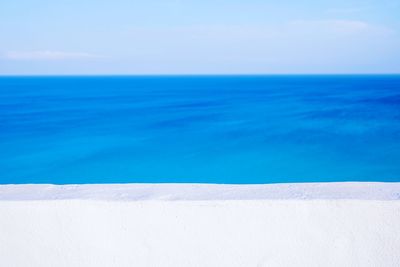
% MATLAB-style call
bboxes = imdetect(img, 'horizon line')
[1,73,400,77]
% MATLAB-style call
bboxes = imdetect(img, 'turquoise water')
[1,75,399,184]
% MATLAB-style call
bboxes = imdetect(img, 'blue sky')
[0,0,400,74]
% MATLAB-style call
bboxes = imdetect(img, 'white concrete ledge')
[1,183,400,266]
[1,182,400,200]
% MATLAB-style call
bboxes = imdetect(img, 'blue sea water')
[0,75,400,184]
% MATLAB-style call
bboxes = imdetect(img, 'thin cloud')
[327,6,373,14]
[286,19,395,36]
[4,51,106,61]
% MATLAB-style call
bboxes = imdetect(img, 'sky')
[0,0,400,74]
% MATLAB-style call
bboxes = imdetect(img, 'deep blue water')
[1,75,400,184]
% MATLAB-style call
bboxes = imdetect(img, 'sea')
[1,75,399,184]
